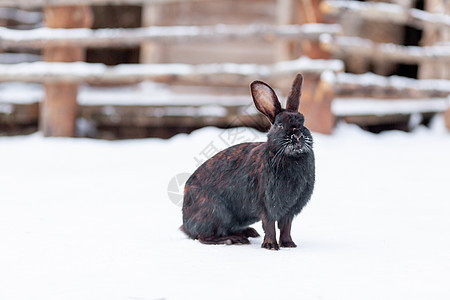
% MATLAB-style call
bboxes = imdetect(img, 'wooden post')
[297,0,330,59]
[419,0,450,80]
[307,76,335,134]
[140,3,163,64]
[275,0,294,61]
[296,0,333,133]
[418,0,450,131]
[445,108,450,131]
[41,5,93,137]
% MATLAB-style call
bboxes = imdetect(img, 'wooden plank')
[320,35,450,64]
[0,24,341,50]
[0,0,213,8]
[343,114,410,127]
[321,0,450,29]
[80,105,264,127]
[146,0,279,65]
[0,58,344,84]
[0,102,39,125]
[333,98,449,116]
[0,7,42,25]
[41,5,93,137]
[323,72,450,98]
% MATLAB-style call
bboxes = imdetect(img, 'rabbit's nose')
[291,133,301,141]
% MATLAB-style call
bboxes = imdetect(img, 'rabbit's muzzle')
[286,133,312,156]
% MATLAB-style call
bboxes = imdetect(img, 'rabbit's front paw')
[261,240,280,250]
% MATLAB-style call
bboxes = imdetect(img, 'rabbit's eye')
[277,123,283,128]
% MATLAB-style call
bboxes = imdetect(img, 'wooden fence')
[319,0,450,131]
[0,0,449,137]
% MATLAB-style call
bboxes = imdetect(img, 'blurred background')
[0,0,449,139]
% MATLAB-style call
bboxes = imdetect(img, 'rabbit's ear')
[250,80,282,124]
[286,73,303,112]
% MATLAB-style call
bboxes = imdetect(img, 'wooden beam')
[41,5,93,137]
[333,98,449,116]
[0,58,345,85]
[321,0,450,29]
[320,35,450,64]
[0,24,342,50]
[0,7,42,25]
[0,0,212,8]
[323,72,450,98]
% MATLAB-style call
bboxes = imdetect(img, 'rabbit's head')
[251,74,313,158]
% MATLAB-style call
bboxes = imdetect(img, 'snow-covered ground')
[0,119,449,300]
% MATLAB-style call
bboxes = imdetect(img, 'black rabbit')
[181,74,315,250]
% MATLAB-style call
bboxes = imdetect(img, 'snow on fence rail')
[333,98,449,117]
[320,71,450,126]
[0,57,345,85]
[322,71,450,98]
[0,7,42,25]
[0,24,342,50]
[320,35,450,64]
[0,0,208,8]
[0,53,41,64]
[321,0,450,29]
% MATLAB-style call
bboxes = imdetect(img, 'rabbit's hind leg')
[183,190,239,242]
[240,227,260,238]
[197,227,258,245]
[198,234,250,245]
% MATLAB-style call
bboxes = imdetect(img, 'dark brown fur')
[181,74,315,250]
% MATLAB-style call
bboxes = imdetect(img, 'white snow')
[0,53,42,64]
[409,6,450,26]
[0,23,341,45]
[0,61,107,78]
[333,97,450,116]
[0,103,13,114]
[329,0,405,14]
[0,57,343,83]
[0,83,257,115]
[0,82,42,104]
[326,0,450,27]
[323,72,450,93]
[322,34,450,61]
[272,56,344,74]
[0,119,449,300]
[0,8,42,25]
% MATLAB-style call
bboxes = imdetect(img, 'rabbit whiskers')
[270,140,290,174]
[303,137,313,153]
